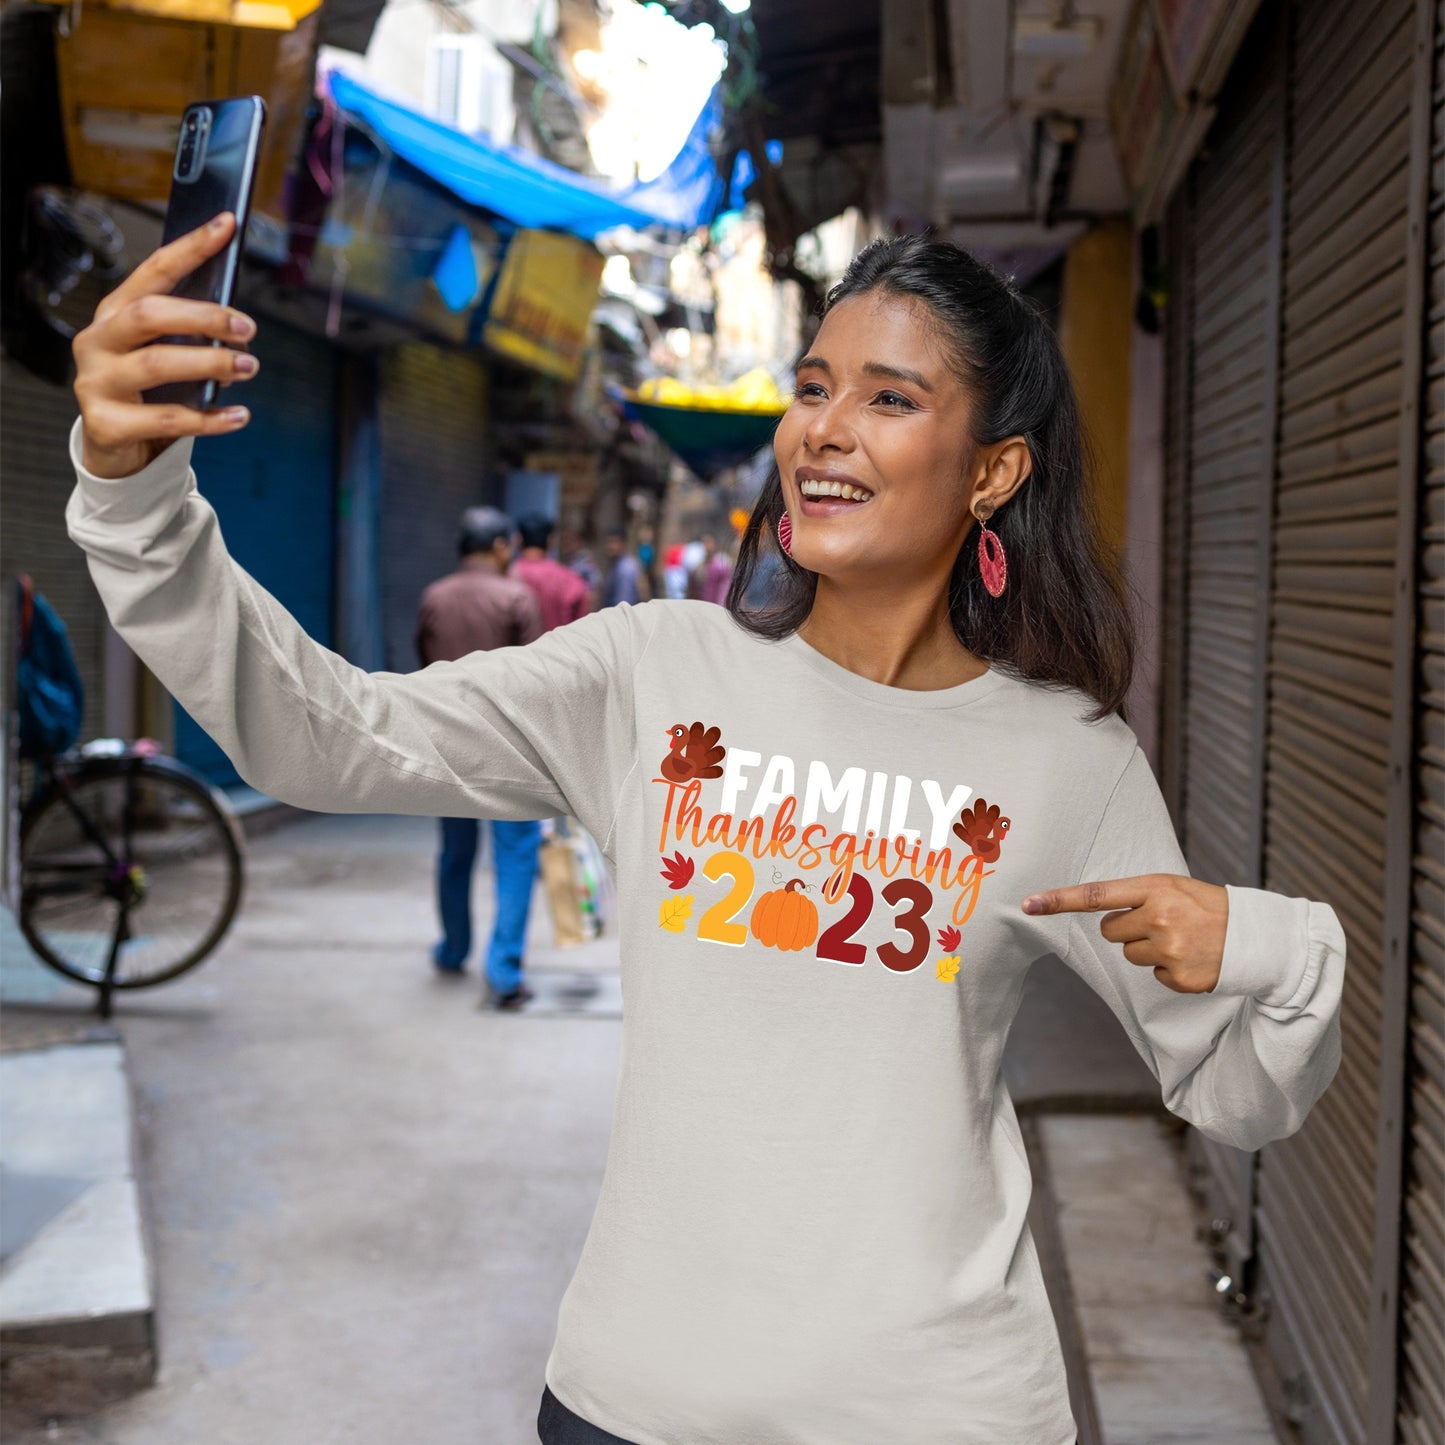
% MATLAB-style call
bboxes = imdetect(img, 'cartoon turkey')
[660,722,726,783]
[952,798,1011,862]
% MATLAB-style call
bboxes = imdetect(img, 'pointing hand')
[1021,875,1229,994]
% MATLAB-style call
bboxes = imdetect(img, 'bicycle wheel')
[19,755,245,988]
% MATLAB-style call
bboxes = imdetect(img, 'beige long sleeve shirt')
[67,423,1345,1445]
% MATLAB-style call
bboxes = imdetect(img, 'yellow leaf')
[660,894,694,933]
[936,955,961,982]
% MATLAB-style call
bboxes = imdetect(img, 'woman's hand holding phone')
[73,213,258,480]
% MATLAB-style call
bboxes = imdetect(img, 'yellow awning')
[37,0,321,31]
[631,367,788,416]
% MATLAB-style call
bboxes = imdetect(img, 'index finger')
[102,212,236,314]
[1021,877,1153,916]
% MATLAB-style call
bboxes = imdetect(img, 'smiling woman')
[731,233,1135,723]
[64,218,1345,1445]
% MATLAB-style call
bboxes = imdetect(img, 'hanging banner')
[483,230,605,383]
[300,141,502,346]
[1109,0,1215,223]
[1152,0,1267,101]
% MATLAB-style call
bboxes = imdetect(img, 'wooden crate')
[47,0,320,215]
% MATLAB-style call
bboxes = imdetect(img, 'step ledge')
[0,1042,156,1419]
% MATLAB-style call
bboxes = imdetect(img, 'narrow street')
[3,0,1435,1436]
[7,809,1281,1445]
[13,812,622,1445]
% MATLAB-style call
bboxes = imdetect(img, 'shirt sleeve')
[1056,744,1346,1152]
[64,422,646,853]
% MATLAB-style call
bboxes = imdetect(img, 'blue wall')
[175,323,338,786]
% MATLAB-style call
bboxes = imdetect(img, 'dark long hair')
[726,233,1136,724]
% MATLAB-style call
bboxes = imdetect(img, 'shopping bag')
[540,834,587,948]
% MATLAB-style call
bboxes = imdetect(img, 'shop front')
[1156,2,1441,1440]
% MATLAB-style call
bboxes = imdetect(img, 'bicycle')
[12,578,245,1017]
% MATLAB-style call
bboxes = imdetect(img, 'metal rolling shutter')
[1172,33,1284,1284]
[376,343,491,673]
[0,358,109,742]
[1160,200,1191,882]
[1398,4,1444,1441]
[174,321,338,785]
[1254,0,1417,1439]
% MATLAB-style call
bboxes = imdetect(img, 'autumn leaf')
[936,924,961,951]
[659,894,694,933]
[936,955,961,982]
[660,851,696,889]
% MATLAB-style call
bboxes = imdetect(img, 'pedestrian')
[512,512,591,632]
[415,506,544,1009]
[661,542,690,600]
[635,523,659,598]
[685,531,734,605]
[599,526,646,607]
[68,217,1346,1445]
[678,536,705,588]
[557,523,601,611]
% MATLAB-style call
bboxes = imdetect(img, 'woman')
[69,218,1345,1445]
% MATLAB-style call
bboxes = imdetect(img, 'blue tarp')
[326,69,726,239]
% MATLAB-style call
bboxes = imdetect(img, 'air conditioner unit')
[425,35,514,142]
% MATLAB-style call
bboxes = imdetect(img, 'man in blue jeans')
[416,506,544,1009]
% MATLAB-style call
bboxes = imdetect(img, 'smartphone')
[144,96,267,410]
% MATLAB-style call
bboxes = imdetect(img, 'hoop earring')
[777,510,793,558]
[975,506,1007,597]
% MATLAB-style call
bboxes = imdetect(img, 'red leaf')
[936,924,961,951]
[660,851,695,890]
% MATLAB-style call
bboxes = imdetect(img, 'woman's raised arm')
[67,218,644,849]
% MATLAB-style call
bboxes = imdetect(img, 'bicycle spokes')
[19,762,242,990]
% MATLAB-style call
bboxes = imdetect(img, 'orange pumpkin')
[750,879,819,951]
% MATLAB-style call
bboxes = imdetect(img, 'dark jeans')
[537,1385,1080,1444]
[434,817,541,992]
[537,1385,637,1444]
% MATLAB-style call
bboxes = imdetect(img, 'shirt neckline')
[778,629,1012,711]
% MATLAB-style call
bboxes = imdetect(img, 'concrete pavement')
[3,811,1283,1444]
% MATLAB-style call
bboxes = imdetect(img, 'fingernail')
[234,352,258,375]
[1022,897,1043,914]
[228,313,254,338]
[222,406,249,425]
[209,212,232,231]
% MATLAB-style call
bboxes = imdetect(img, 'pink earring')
[976,507,1007,597]
[778,510,793,558]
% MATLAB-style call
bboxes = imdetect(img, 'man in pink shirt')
[512,514,593,630]
[418,507,544,1009]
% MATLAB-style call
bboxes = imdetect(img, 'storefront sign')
[525,450,600,509]
[484,230,605,383]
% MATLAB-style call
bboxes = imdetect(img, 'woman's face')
[773,291,978,583]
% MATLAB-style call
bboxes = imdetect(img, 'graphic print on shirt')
[660,722,725,783]
[652,722,1011,982]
